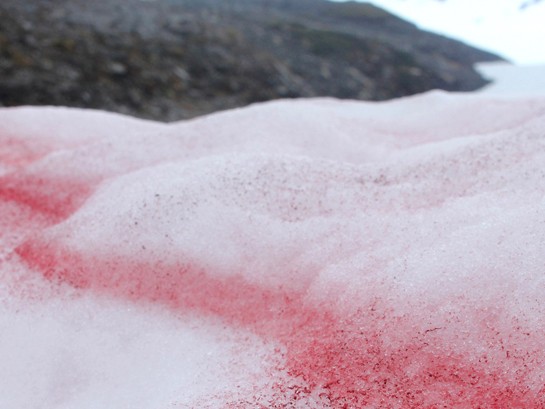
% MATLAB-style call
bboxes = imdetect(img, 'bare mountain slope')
[0,0,502,121]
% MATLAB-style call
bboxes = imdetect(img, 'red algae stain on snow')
[0,136,53,167]
[17,239,545,408]
[284,317,541,408]
[0,173,92,221]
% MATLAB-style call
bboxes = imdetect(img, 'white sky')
[333,0,545,65]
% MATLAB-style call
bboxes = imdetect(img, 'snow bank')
[477,62,545,96]
[2,90,545,407]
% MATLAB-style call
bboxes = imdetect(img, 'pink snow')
[1,89,545,408]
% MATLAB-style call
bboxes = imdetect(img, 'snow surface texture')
[478,62,545,97]
[2,88,545,408]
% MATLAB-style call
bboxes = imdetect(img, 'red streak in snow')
[17,238,545,408]
[0,137,49,167]
[0,174,92,221]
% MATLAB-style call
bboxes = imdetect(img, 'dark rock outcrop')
[0,0,502,121]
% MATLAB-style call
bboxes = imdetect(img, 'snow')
[2,74,545,406]
[337,0,545,65]
[0,297,279,409]
[477,61,545,96]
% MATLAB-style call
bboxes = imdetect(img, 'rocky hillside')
[0,0,502,121]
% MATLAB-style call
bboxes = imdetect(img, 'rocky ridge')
[0,0,502,121]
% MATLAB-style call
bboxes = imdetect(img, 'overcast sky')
[332,0,545,65]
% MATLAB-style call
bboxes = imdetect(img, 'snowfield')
[2,76,545,407]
